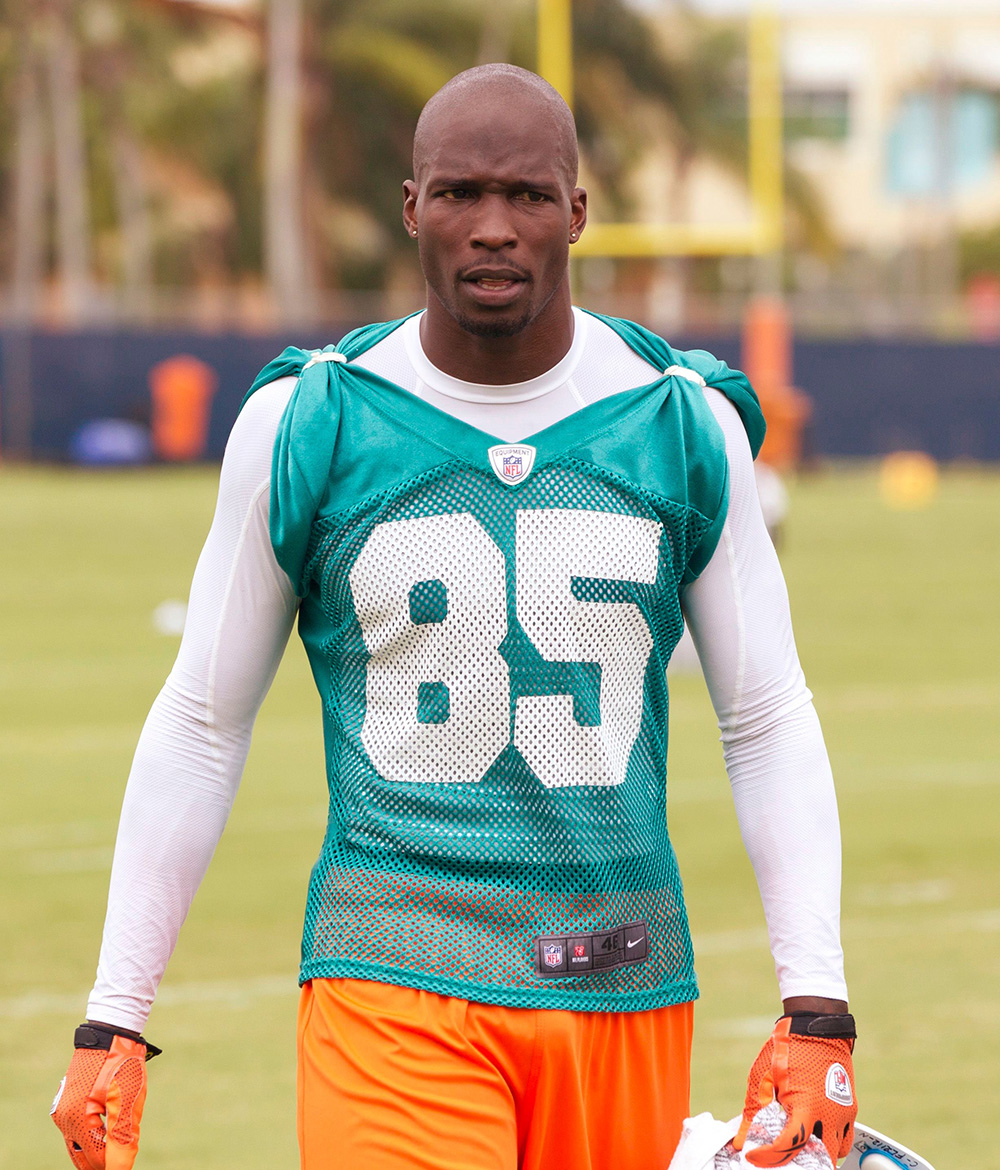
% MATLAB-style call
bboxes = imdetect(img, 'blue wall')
[2,327,999,461]
[680,335,1000,461]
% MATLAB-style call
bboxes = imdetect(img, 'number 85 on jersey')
[349,508,663,790]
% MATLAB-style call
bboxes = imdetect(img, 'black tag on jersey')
[535,921,649,977]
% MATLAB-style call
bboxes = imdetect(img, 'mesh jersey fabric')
[87,310,846,1032]
[240,313,763,1011]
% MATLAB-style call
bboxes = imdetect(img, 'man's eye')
[441,189,472,200]
[515,191,548,203]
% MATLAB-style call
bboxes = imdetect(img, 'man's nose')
[469,194,517,249]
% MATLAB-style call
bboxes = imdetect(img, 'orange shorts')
[297,977,693,1170]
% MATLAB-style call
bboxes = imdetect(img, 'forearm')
[684,388,847,1003]
[85,379,298,1032]
[723,699,847,1002]
[86,683,253,1030]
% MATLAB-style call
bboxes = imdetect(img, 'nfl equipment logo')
[573,944,586,958]
[543,943,563,968]
[488,444,537,486]
[825,1063,853,1106]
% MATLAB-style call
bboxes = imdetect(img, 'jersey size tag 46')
[536,921,648,976]
[488,444,537,486]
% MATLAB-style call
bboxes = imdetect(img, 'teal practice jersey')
[243,312,764,1012]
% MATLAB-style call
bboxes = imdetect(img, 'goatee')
[454,307,536,339]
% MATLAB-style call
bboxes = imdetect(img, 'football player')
[53,65,855,1170]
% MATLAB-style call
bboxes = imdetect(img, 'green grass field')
[1,463,997,1169]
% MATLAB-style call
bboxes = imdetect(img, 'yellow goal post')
[536,0,783,256]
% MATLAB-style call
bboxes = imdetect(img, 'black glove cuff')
[75,1023,163,1061]
[783,1011,856,1040]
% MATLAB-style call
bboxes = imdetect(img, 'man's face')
[403,96,586,339]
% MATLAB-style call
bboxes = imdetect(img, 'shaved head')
[413,64,578,187]
[403,63,587,374]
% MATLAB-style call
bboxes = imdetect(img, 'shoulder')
[231,375,296,445]
[576,310,662,391]
[581,310,765,458]
[350,314,419,391]
[224,376,297,484]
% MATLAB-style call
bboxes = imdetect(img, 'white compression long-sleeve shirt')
[87,310,846,1031]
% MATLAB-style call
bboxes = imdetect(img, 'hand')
[733,1013,857,1167]
[52,1023,161,1170]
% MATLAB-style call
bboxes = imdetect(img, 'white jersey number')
[514,509,660,786]
[350,510,660,787]
[349,513,510,784]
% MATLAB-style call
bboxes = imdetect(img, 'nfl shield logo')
[488,444,537,486]
[543,943,563,968]
[825,1062,853,1106]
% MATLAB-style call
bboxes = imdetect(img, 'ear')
[569,186,587,243]
[402,179,419,238]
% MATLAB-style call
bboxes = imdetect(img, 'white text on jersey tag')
[488,444,537,486]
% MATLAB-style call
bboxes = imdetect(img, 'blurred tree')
[572,1,831,254]
[8,13,45,323]
[959,221,1000,282]
[0,0,829,322]
[81,0,155,319]
[118,0,264,297]
[304,0,495,294]
[41,0,95,322]
[265,0,308,319]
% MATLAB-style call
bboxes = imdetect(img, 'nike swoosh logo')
[627,936,645,948]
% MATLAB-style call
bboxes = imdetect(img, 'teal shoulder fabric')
[239,317,414,595]
[240,316,417,407]
[577,311,765,581]
[583,310,766,459]
[241,310,763,595]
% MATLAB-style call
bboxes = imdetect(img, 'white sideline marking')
[4,912,997,1020]
[693,908,1000,957]
[8,807,326,873]
[24,847,114,874]
[855,880,951,907]
[865,761,999,786]
[820,681,999,713]
[0,975,296,1020]
[0,819,109,851]
[693,927,768,955]
[157,975,295,1009]
[967,909,1000,932]
[705,1015,776,1039]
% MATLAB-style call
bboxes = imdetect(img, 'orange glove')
[52,1023,161,1170]
[733,1013,857,1168]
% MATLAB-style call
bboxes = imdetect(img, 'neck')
[419,277,575,385]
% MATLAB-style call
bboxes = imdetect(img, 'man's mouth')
[461,268,529,295]
[474,276,519,290]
